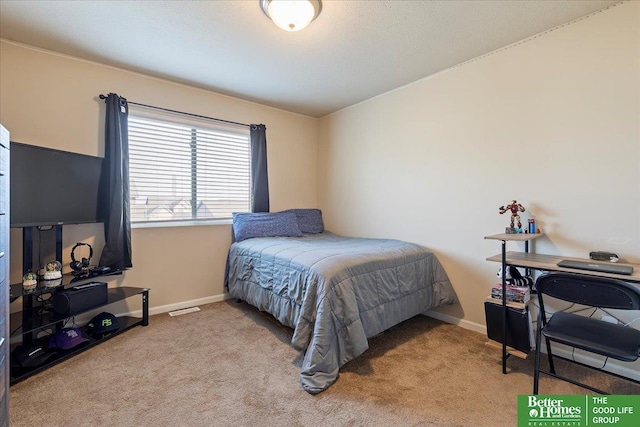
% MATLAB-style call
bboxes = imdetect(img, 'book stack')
[490,283,530,304]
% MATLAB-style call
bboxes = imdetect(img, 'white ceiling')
[0,0,620,118]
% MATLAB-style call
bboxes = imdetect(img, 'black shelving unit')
[9,228,149,385]
[10,287,148,385]
[10,279,149,385]
[484,232,543,373]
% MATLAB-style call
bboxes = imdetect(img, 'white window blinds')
[128,113,251,224]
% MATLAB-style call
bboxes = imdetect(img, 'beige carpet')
[10,300,639,426]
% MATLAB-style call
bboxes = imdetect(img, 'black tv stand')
[9,225,149,385]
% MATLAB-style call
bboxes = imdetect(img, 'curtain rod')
[99,94,251,128]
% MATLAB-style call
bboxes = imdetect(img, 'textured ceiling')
[0,0,621,117]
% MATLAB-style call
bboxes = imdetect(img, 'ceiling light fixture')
[260,0,322,32]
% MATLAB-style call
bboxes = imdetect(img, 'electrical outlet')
[601,315,617,324]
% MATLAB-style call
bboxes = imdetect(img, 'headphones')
[70,242,93,274]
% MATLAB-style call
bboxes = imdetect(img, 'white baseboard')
[127,293,233,318]
[423,309,487,334]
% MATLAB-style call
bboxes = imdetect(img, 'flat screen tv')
[10,141,106,227]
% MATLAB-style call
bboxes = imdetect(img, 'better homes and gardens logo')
[522,395,583,425]
[518,395,640,427]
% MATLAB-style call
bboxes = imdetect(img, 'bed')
[226,210,457,393]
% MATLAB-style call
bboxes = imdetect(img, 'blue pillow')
[232,211,303,242]
[285,209,324,234]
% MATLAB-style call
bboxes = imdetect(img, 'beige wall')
[0,40,319,313]
[1,2,638,332]
[318,2,639,330]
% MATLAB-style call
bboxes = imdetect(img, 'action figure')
[499,200,525,228]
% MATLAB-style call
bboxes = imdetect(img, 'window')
[128,110,251,225]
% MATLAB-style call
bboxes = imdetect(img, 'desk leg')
[501,239,507,374]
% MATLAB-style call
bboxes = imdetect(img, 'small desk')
[485,234,640,375]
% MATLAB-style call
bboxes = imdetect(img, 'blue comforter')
[226,232,457,393]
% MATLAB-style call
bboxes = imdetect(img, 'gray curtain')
[99,93,132,269]
[225,124,269,287]
[250,124,270,213]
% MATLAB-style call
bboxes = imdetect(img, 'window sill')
[132,218,232,229]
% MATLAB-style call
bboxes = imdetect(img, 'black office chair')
[533,272,640,394]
